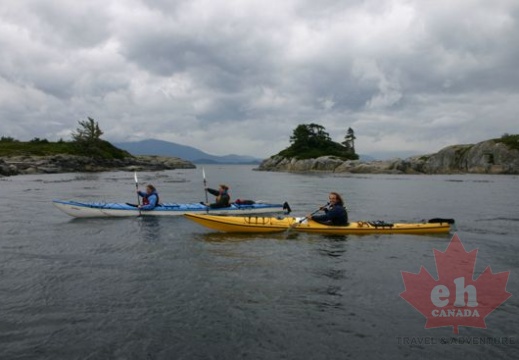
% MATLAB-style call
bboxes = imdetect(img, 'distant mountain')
[358,154,376,162]
[361,151,420,161]
[113,139,262,164]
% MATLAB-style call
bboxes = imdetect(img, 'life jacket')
[143,192,160,206]
[216,190,229,204]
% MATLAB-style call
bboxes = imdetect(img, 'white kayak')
[52,199,291,218]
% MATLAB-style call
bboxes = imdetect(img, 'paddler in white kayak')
[137,184,160,210]
[204,184,231,209]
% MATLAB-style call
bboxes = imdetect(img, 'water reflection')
[137,216,162,242]
[316,235,348,258]
[308,237,350,311]
[199,232,294,243]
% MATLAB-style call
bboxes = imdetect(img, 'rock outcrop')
[256,139,519,175]
[406,141,519,174]
[0,154,195,177]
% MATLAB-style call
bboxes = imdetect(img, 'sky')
[1,0,518,159]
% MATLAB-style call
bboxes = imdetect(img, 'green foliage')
[277,123,358,160]
[289,123,331,146]
[495,134,519,151]
[72,117,104,143]
[0,139,131,158]
[69,117,130,159]
[72,139,131,159]
[0,118,131,159]
[0,140,81,156]
[29,137,49,143]
[342,127,356,153]
[0,136,18,142]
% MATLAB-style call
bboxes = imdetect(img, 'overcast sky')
[1,0,518,159]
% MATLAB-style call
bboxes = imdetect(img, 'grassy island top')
[0,118,130,159]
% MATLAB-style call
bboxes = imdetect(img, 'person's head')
[219,184,229,194]
[328,192,344,206]
[146,184,156,194]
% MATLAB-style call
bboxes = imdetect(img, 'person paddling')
[204,184,231,208]
[137,184,160,210]
[309,192,348,226]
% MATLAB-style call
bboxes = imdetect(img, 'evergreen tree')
[0,136,17,142]
[290,123,331,150]
[342,127,356,154]
[71,117,109,157]
[279,123,358,160]
[72,117,104,144]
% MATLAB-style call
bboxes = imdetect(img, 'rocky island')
[257,134,519,175]
[0,118,195,177]
[0,154,195,177]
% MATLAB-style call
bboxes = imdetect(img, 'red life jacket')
[142,192,159,207]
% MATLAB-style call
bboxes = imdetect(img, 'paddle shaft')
[202,167,209,204]
[134,172,141,216]
[290,203,329,229]
[134,172,140,206]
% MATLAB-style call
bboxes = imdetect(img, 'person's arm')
[311,205,335,222]
[137,190,146,197]
[206,188,219,196]
[311,213,331,222]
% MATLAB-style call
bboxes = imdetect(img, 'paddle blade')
[134,171,140,206]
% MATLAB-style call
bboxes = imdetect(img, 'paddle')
[202,167,209,212]
[287,203,329,231]
[202,167,209,204]
[134,171,141,216]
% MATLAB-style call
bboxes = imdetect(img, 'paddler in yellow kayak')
[308,192,349,225]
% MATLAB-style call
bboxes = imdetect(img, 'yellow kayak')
[184,214,455,235]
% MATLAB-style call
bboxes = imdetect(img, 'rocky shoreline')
[0,154,196,177]
[256,139,519,175]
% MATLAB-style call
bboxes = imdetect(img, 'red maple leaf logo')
[400,234,511,334]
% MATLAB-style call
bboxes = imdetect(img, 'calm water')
[1,165,518,360]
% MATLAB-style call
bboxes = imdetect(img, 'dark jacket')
[311,204,348,226]
[206,188,230,208]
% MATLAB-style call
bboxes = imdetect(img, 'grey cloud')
[29,1,112,48]
[0,0,518,158]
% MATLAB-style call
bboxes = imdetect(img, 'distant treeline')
[276,123,359,160]
[496,133,519,151]
[0,118,130,159]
